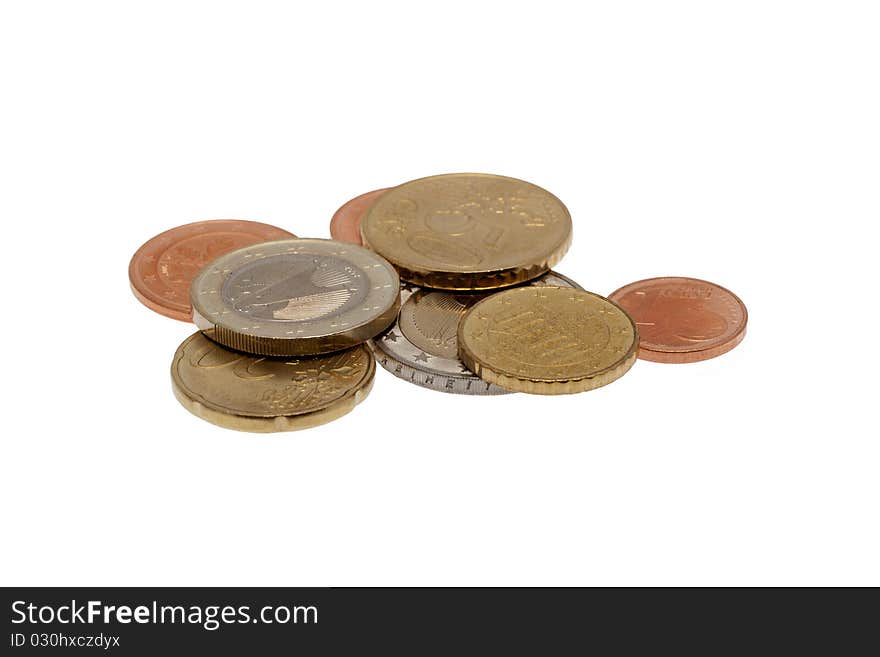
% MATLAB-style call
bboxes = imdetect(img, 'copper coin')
[329,188,390,245]
[608,277,747,363]
[129,220,296,322]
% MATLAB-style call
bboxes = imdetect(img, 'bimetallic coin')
[361,173,573,290]
[608,277,747,363]
[129,220,296,321]
[369,272,582,395]
[191,238,400,356]
[171,332,375,432]
[458,287,638,395]
[330,188,391,245]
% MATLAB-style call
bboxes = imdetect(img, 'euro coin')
[360,173,572,290]
[171,332,375,432]
[190,238,399,356]
[370,272,582,394]
[458,287,638,395]
[608,277,747,363]
[329,188,390,245]
[129,219,295,322]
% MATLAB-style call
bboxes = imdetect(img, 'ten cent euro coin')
[329,188,391,245]
[171,332,375,432]
[190,238,399,356]
[608,277,747,363]
[360,173,572,290]
[370,271,582,395]
[129,219,296,322]
[458,287,638,395]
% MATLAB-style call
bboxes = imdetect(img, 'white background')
[1,1,877,586]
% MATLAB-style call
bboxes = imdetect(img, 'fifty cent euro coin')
[330,188,391,245]
[171,332,375,432]
[370,271,582,395]
[458,287,638,395]
[608,277,747,363]
[130,219,296,322]
[360,173,572,290]
[191,238,400,356]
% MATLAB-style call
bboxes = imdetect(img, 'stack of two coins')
[333,173,640,395]
[131,222,400,431]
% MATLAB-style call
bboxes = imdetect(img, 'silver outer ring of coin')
[368,271,583,395]
[191,238,400,357]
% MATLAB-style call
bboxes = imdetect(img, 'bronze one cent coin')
[129,220,295,321]
[608,277,747,363]
[329,188,390,245]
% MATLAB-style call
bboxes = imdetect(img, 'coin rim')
[129,219,297,322]
[170,334,376,432]
[190,238,400,356]
[457,286,639,395]
[607,276,748,363]
[360,172,573,291]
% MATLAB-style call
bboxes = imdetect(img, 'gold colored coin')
[458,287,638,395]
[360,173,572,290]
[171,332,375,432]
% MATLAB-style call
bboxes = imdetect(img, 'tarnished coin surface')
[171,332,375,432]
[191,238,400,356]
[608,277,747,363]
[369,272,582,395]
[458,287,638,395]
[360,173,572,290]
[129,220,296,321]
[330,188,390,245]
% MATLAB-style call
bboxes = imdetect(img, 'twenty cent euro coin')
[608,277,747,363]
[171,332,375,432]
[190,238,400,356]
[129,219,296,321]
[458,287,638,395]
[369,272,582,395]
[329,188,391,245]
[360,173,572,290]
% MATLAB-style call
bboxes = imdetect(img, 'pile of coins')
[130,173,747,432]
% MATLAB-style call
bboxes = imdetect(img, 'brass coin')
[458,287,638,395]
[360,173,572,290]
[191,238,400,357]
[171,332,375,432]
[370,271,582,395]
